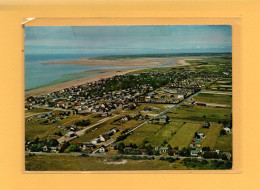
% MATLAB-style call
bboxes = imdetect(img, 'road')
[75,115,118,136]
[25,151,226,162]
[25,111,51,118]
[32,105,73,112]
[91,90,201,154]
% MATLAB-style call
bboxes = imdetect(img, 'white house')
[91,138,100,145]
[224,127,232,132]
[190,150,199,157]
[99,146,106,153]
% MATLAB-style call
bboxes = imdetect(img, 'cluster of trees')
[75,119,90,126]
[116,133,131,142]
[29,137,59,152]
[183,158,232,169]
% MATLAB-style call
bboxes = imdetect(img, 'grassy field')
[121,123,162,146]
[71,118,145,144]
[25,108,49,116]
[167,123,202,148]
[197,124,223,149]
[112,103,170,115]
[25,155,187,171]
[214,133,232,152]
[166,104,232,122]
[193,93,232,105]
[145,121,184,147]
[25,114,102,141]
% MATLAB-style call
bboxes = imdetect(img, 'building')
[91,138,100,145]
[65,131,75,138]
[159,147,168,153]
[99,134,110,142]
[99,145,106,153]
[224,127,232,132]
[190,150,199,157]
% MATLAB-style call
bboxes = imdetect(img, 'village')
[25,55,233,169]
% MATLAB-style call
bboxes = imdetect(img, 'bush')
[68,144,81,152]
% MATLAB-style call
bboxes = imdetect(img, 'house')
[91,138,100,145]
[99,145,106,153]
[159,147,168,153]
[155,146,159,151]
[42,145,49,152]
[65,131,75,138]
[50,147,58,153]
[224,127,232,132]
[69,125,77,131]
[158,115,169,124]
[82,142,96,150]
[190,150,199,157]
[99,134,110,142]
[110,127,119,133]
[172,149,178,155]
[189,143,195,148]
[197,132,205,138]
[177,94,185,99]
[203,122,211,128]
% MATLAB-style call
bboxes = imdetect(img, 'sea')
[25,53,175,91]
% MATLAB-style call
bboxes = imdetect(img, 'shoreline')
[25,68,142,98]
[25,57,204,98]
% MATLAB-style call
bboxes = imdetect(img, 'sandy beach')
[25,56,206,98]
[42,56,207,67]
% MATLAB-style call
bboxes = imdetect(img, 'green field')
[197,124,223,149]
[193,93,232,105]
[167,104,232,122]
[145,121,184,147]
[25,108,49,116]
[121,123,162,146]
[214,133,232,152]
[25,155,187,171]
[25,114,102,141]
[71,118,144,144]
[167,123,202,148]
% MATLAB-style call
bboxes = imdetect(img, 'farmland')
[166,104,232,122]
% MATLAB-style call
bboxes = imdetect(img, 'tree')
[49,139,59,147]
[30,143,42,152]
[221,154,228,160]
[68,144,81,152]
[220,129,227,136]
[59,142,70,153]
[167,144,173,156]
[118,142,125,153]
[146,144,153,155]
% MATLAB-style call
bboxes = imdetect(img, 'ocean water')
[25,53,175,91]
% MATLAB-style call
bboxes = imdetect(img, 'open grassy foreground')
[25,155,187,171]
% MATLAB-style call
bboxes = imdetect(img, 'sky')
[25,25,232,55]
